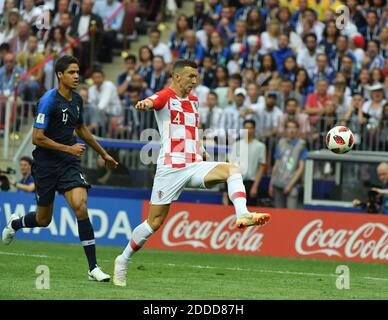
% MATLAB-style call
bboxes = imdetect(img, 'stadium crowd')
[1,0,388,208]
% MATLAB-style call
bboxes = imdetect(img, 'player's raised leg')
[2,204,54,245]
[113,204,169,286]
[64,187,110,282]
[204,163,271,229]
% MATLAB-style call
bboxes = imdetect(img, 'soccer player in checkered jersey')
[113,60,271,286]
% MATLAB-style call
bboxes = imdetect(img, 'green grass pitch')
[0,240,387,300]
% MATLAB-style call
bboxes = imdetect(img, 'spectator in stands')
[0,52,24,98]
[196,17,215,51]
[79,85,102,135]
[206,0,222,23]
[332,82,352,120]
[297,33,322,78]
[260,19,280,55]
[200,91,222,138]
[310,53,336,85]
[192,79,210,108]
[278,97,310,138]
[343,92,366,142]
[148,28,173,67]
[378,102,388,150]
[241,35,261,71]
[330,35,355,72]
[226,43,243,76]
[0,0,17,31]
[340,54,359,90]
[213,65,229,108]
[257,53,278,90]
[328,72,352,98]
[360,9,381,42]
[216,5,235,40]
[0,8,21,45]
[117,54,137,97]
[178,29,206,65]
[305,78,331,125]
[255,91,283,143]
[246,7,265,35]
[116,89,140,140]
[9,20,30,55]
[225,119,267,206]
[60,12,75,41]
[169,14,189,59]
[370,67,385,85]
[294,67,314,101]
[295,8,324,43]
[207,30,230,67]
[188,0,208,32]
[145,55,169,94]
[127,73,153,100]
[269,119,308,209]
[350,33,366,70]
[235,0,257,23]
[361,82,386,129]
[136,45,153,79]
[228,20,247,47]
[346,0,366,30]
[277,6,293,34]
[12,156,35,193]
[199,55,216,88]
[354,68,371,98]
[277,78,304,111]
[379,26,388,58]
[272,33,294,74]
[245,82,263,106]
[53,0,70,26]
[92,0,125,63]
[219,87,248,138]
[0,43,11,68]
[280,55,298,82]
[20,0,42,25]
[70,0,103,77]
[89,69,122,137]
[319,19,339,58]
[17,34,44,102]
[364,40,385,71]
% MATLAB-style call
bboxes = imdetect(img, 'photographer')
[353,162,388,214]
[11,157,35,193]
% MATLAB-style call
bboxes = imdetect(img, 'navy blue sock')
[11,212,39,231]
[78,218,97,271]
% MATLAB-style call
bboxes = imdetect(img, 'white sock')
[121,220,154,261]
[227,173,248,217]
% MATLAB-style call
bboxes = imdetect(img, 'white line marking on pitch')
[2,251,388,282]
[0,251,49,258]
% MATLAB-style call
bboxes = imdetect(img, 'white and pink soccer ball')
[325,126,355,154]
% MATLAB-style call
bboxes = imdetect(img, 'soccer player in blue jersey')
[2,55,118,282]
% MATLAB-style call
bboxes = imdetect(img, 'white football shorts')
[150,161,226,205]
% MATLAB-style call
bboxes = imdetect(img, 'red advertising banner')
[142,202,388,263]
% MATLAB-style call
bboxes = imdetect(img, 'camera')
[354,186,382,214]
[0,167,16,191]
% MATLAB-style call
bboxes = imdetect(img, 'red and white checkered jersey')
[148,87,204,168]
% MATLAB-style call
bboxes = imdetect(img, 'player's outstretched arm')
[32,128,86,157]
[135,98,154,111]
[75,124,118,169]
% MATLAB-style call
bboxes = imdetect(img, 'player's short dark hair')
[20,156,33,166]
[54,55,79,78]
[285,119,299,129]
[243,119,256,128]
[172,60,198,74]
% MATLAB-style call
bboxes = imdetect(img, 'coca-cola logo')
[162,211,263,252]
[295,219,388,261]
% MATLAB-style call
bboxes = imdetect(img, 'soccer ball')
[325,126,355,154]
